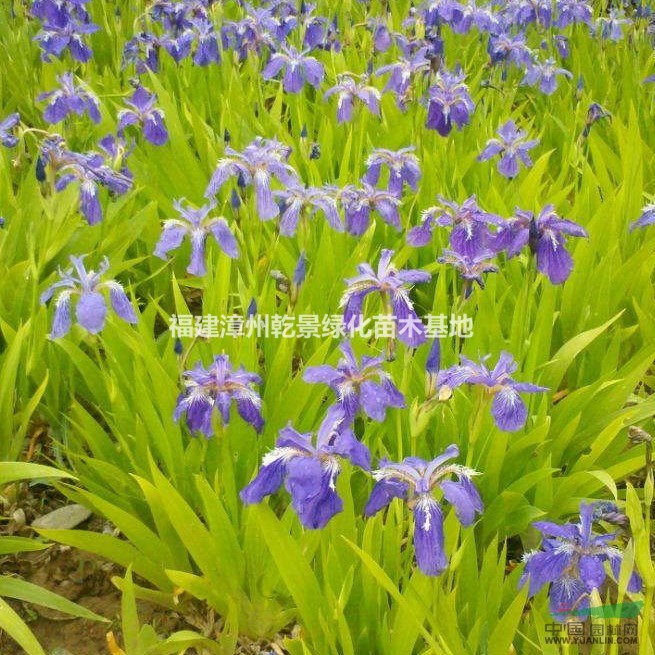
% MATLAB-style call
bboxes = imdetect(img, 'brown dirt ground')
[0,480,290,655]
[0,478,193,655]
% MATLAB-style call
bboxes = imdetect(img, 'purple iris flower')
[123,32,161,73]
[34,16,99,62]
[303,340,405,423]
[375,47,431,109]
[262,46,324,93]
[239,1,295,43]
[423,0,466,29]
[324,74,381,124]
[191,17,221,65]
[275,0,299,21]
[37,72,101,124]
[408,196,503,258]
[497,205,588,284]
[478,120,539,179]
[151,0,215,29]
[407,211,442,248]
[274,183,342,235]
[340,249,431,347]
[205,137,298,220]
[364,444,483,576]
[437,351,548,431]
[98,133,133,180]
[582,102,610,136]
[442,1,481,33]
[520,502,642,621]
[174,355,264,436]
[426,337,441,382]
[240,423,371,529]
[40,255,137,338]
[150,0,219,61]
[117,86,168,146]
[31,0,92,24]
[457,4,494,32]
[595,11,632,42]
[368,18,392,52]
[0,113,20,148]
[523,59,573,95]
[138,0,220,68]
[463,1,499,31]
[554,0,593,27]
[553,34,570,59]
[301,10,326,49]
[39,136,132,225]
[302,12,340,51]
[437,249,498,297]
[221,10,278,61]
[293,250,307,289]
[154,199,238,277]
[425,69,475,136]
[629,203,655,231]
[149,0,194,30]
[423,30,446,61]
[364,147,421,198]
[510,0,552,27]
[591,500,631,526]
[160,29,194,62]
[487,32,533,67]
[395,34,436,59]
[340,183,402,235]
[424,338,444,402]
